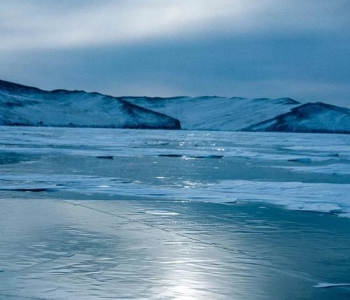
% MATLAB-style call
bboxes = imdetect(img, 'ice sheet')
[1,127,350,299]
[0,126,349,217]
[1,173,349,214]
[1,199,350,299]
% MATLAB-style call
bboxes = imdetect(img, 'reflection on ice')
[1,199,350,299]
[0,200,249,299]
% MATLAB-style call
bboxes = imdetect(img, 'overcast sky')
[1,0,350,107]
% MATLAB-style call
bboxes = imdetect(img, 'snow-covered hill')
[0,80,181,129]
[125,96,350,133]
[124,96,300,131]
[243,102,350,134]
[1,79,349,133]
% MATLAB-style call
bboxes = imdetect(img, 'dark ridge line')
[241,102,350,134]
[1,79,299,102]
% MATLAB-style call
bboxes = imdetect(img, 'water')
[0,127,350,299]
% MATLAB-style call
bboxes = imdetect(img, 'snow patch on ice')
[314,282,350,289]
[1,173,350,216]
[143,210,179,216]
[278,164,350,175]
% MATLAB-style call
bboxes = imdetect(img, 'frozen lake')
[0,127,350,299]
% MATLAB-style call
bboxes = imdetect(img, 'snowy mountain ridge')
[0,80,181,129]
[243,102,350,134]
[124,96,301,131]
[1,79,350,133]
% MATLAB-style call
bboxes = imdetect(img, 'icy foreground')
[0,80,180,129]
[1,127,350,299]
[2,199,350,300]
[1,127,349,215]
[1,79,350,133]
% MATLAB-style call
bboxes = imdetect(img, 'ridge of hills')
[1,79,349,134]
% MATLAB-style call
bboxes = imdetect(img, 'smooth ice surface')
[1,199,350,299]
[1,126,350,299]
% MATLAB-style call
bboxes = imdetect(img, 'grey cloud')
[2,0,350,50]
[0,0,350,107]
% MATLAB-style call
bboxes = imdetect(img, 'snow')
[0,80,180,129]
[2,79,350,134]
[2,173,348,214]
[315,283,350,289]
[126,96,350,133]
[124,96,300,130]
[244,102,350,133]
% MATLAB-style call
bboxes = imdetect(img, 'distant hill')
[124,96,301,131]
[125,97,350,134]
[1,79,349,133]
[242,102,350,134]
[0,80,181,130]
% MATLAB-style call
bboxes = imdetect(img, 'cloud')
[1,0,350,107]
[3,32,349,105]
[1,0,349,51]
[0,0,258,50]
